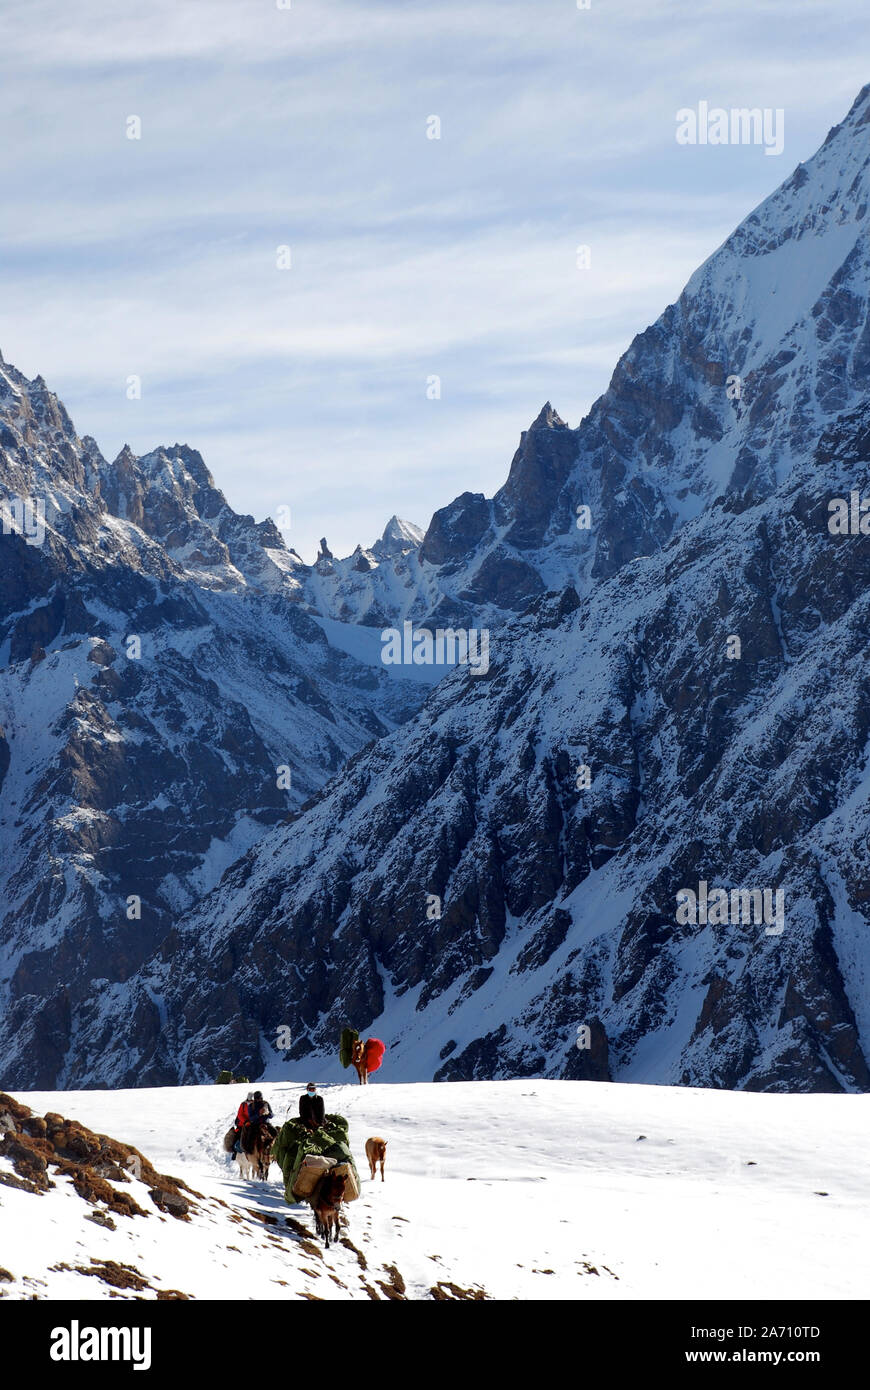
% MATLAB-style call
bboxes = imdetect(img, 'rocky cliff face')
[313,86,870,633]
[113,386,870,1093]
[0,360,422,1088]
[3,87,870,1093]
[72,84,870,1094]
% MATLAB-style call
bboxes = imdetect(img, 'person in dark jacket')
[299,1083,325,1129]
[249,1090,276,1137]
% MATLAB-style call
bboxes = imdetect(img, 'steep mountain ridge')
[3,86,870,1091]
[101,392,870,1091]
[316,85,870,632]
[0,361,423,1088]
[64,83,870,1093]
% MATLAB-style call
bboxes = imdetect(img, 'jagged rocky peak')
[493,401,577,550]
[416,406,575,572]
[103,442,219,532]
[408,401,579,619]
[0,357,91,497]
[0,356,299,592]
[97,441,229,574]
[136,442,216,498]
[400,83,870,614]
[23,374,77,439]
[530,400,567,430]
[106,441,217,508]
[96,437,306,591]
[419,491,491,569]
[372,514,424,560]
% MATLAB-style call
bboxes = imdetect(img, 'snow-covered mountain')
[0,360,429,1089]
[318,85,870,633]
[2,1078,866,1301]
[73,85,870,1094]
[299,517,426,629]
[4,85,870,1095]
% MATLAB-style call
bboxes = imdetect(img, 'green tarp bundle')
[271,1113,360,1205]
[339,1027,358,1070]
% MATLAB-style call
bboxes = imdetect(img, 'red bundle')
[364,1037,386,1074]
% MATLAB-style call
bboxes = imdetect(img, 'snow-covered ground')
[2,1079,867,1301]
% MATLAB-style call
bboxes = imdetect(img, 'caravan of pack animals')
[220,1029,386,1248]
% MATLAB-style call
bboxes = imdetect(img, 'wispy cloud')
[1,0,867,558]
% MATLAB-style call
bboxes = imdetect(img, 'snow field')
[2,1079,866,1301]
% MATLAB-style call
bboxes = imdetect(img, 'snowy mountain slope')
[72,87,870,1094]
[5,86,870,1097]
[301,517,427,629]
[116,393,870,1092]
[318,85,870,634]
[3,1079,867,1302]
[0,361,427,1091]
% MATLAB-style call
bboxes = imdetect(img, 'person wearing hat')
[249,1089,276,1137]
[299,1082,325,1129]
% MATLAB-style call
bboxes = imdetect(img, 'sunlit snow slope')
[2,1080,867,1301]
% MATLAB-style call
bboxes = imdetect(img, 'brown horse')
[238,1120,273,1181]
[351,1038,368,1085]
[312,1169,347,1247]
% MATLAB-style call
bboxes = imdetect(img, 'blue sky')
[0,0,867,560]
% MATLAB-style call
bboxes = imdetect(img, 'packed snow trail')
[2,1080,867,1300]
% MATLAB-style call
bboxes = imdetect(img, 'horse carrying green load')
[339,1027,358,1071]
[271,1113,360,1205]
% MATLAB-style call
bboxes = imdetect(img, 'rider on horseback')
[232,1090,276,1155]
[232,1092,255,1155]
[249,1090,276,1136]
[299,1082,325,1129]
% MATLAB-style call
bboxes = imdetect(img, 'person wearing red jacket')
[232,1093,254,1154]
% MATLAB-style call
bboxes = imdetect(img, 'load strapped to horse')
[272,1112,360,1205]
[340,1026,385,1085]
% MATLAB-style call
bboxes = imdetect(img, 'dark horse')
[312,1169,347,1247]
[239,1120,274,1181]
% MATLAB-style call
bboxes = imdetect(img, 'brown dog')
[365,1136,387,1182]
